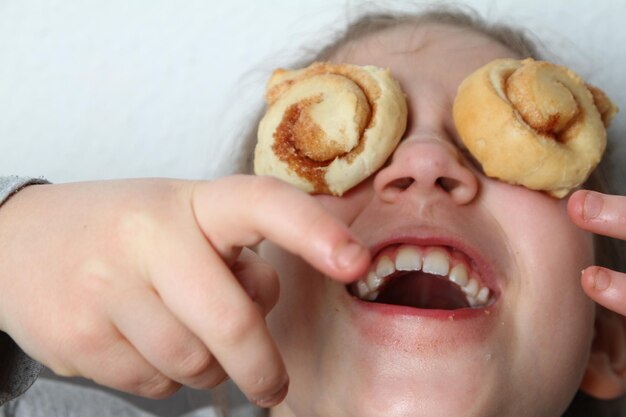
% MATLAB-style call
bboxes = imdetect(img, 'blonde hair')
[233,4,625,416]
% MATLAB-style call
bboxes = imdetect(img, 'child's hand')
[0,176,369,407]
[568,190,626,314]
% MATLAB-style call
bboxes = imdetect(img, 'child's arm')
[568,190,626,313]
[0,176,369,407]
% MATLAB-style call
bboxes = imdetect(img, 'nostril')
[388,177,414,191]
[382,176,464,195]
[436,177,461,193]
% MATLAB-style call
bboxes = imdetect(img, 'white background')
[1,0,624,189]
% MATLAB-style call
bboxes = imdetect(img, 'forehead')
[330,23,521,93]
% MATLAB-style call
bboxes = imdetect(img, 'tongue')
[376,272,470,310]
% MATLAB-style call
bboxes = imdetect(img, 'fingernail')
[583,191,603,221]
[253,380,289,408]
[334,240,366,269]
[593,268,611,291]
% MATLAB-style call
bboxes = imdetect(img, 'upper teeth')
[353,245,492,308]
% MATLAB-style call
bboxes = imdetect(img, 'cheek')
[484,182,595,397]
[483,180,594,273]
[314,177,374,225]
[488,183,594,321]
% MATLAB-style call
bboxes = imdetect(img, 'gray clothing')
[2,378,262,417]
[1,379,158,417]
[0,176,48,210]
[0,176,48,405]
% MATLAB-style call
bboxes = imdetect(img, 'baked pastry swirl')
[254,62,408,196]
[453,58,618,198]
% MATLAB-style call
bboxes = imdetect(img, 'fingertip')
[333,240,370,272]
[580,267,626,317]
[581,266,612,298]
[251,378,289,408]
[592,267,612,292]
[567,190,586,223]
[299,236,370,284]
[581,266,596,289]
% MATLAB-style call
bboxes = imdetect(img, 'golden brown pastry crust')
[254,62,407,196]
[453,58,618,198]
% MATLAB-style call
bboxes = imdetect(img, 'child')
[1,5,625,417]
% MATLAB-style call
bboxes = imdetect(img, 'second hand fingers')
[581,266,626,316]
[151,235,288,407]
[61,325,180,399]
[108,286,227,389]
[568,190,626,240]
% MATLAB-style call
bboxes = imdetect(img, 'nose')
[373,133,479,205]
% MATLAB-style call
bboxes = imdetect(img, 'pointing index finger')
[191,176,370,282]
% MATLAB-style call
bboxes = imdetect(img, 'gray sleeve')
[0,176,49,405]
[0,177,48,208]
[1,378,258,417]
[0,379,158,417]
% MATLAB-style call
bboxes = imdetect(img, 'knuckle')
[113,209,160,254]
[193,366,229,390]
[216,304,261,347]
[67,317,109,355]
[132,372,180,399]
[75,263,116,301]
[254,175,285,193]
[251,177,291,207]
[86,362,179,399]
[174,348,214,380]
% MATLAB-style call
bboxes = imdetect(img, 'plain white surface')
[1,0,624,187]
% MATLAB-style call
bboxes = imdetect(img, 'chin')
[325,337,509,417]
[281,371,571,417]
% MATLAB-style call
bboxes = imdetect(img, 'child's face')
[260,23,596,417]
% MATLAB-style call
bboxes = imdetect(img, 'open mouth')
[348,245,495,310]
